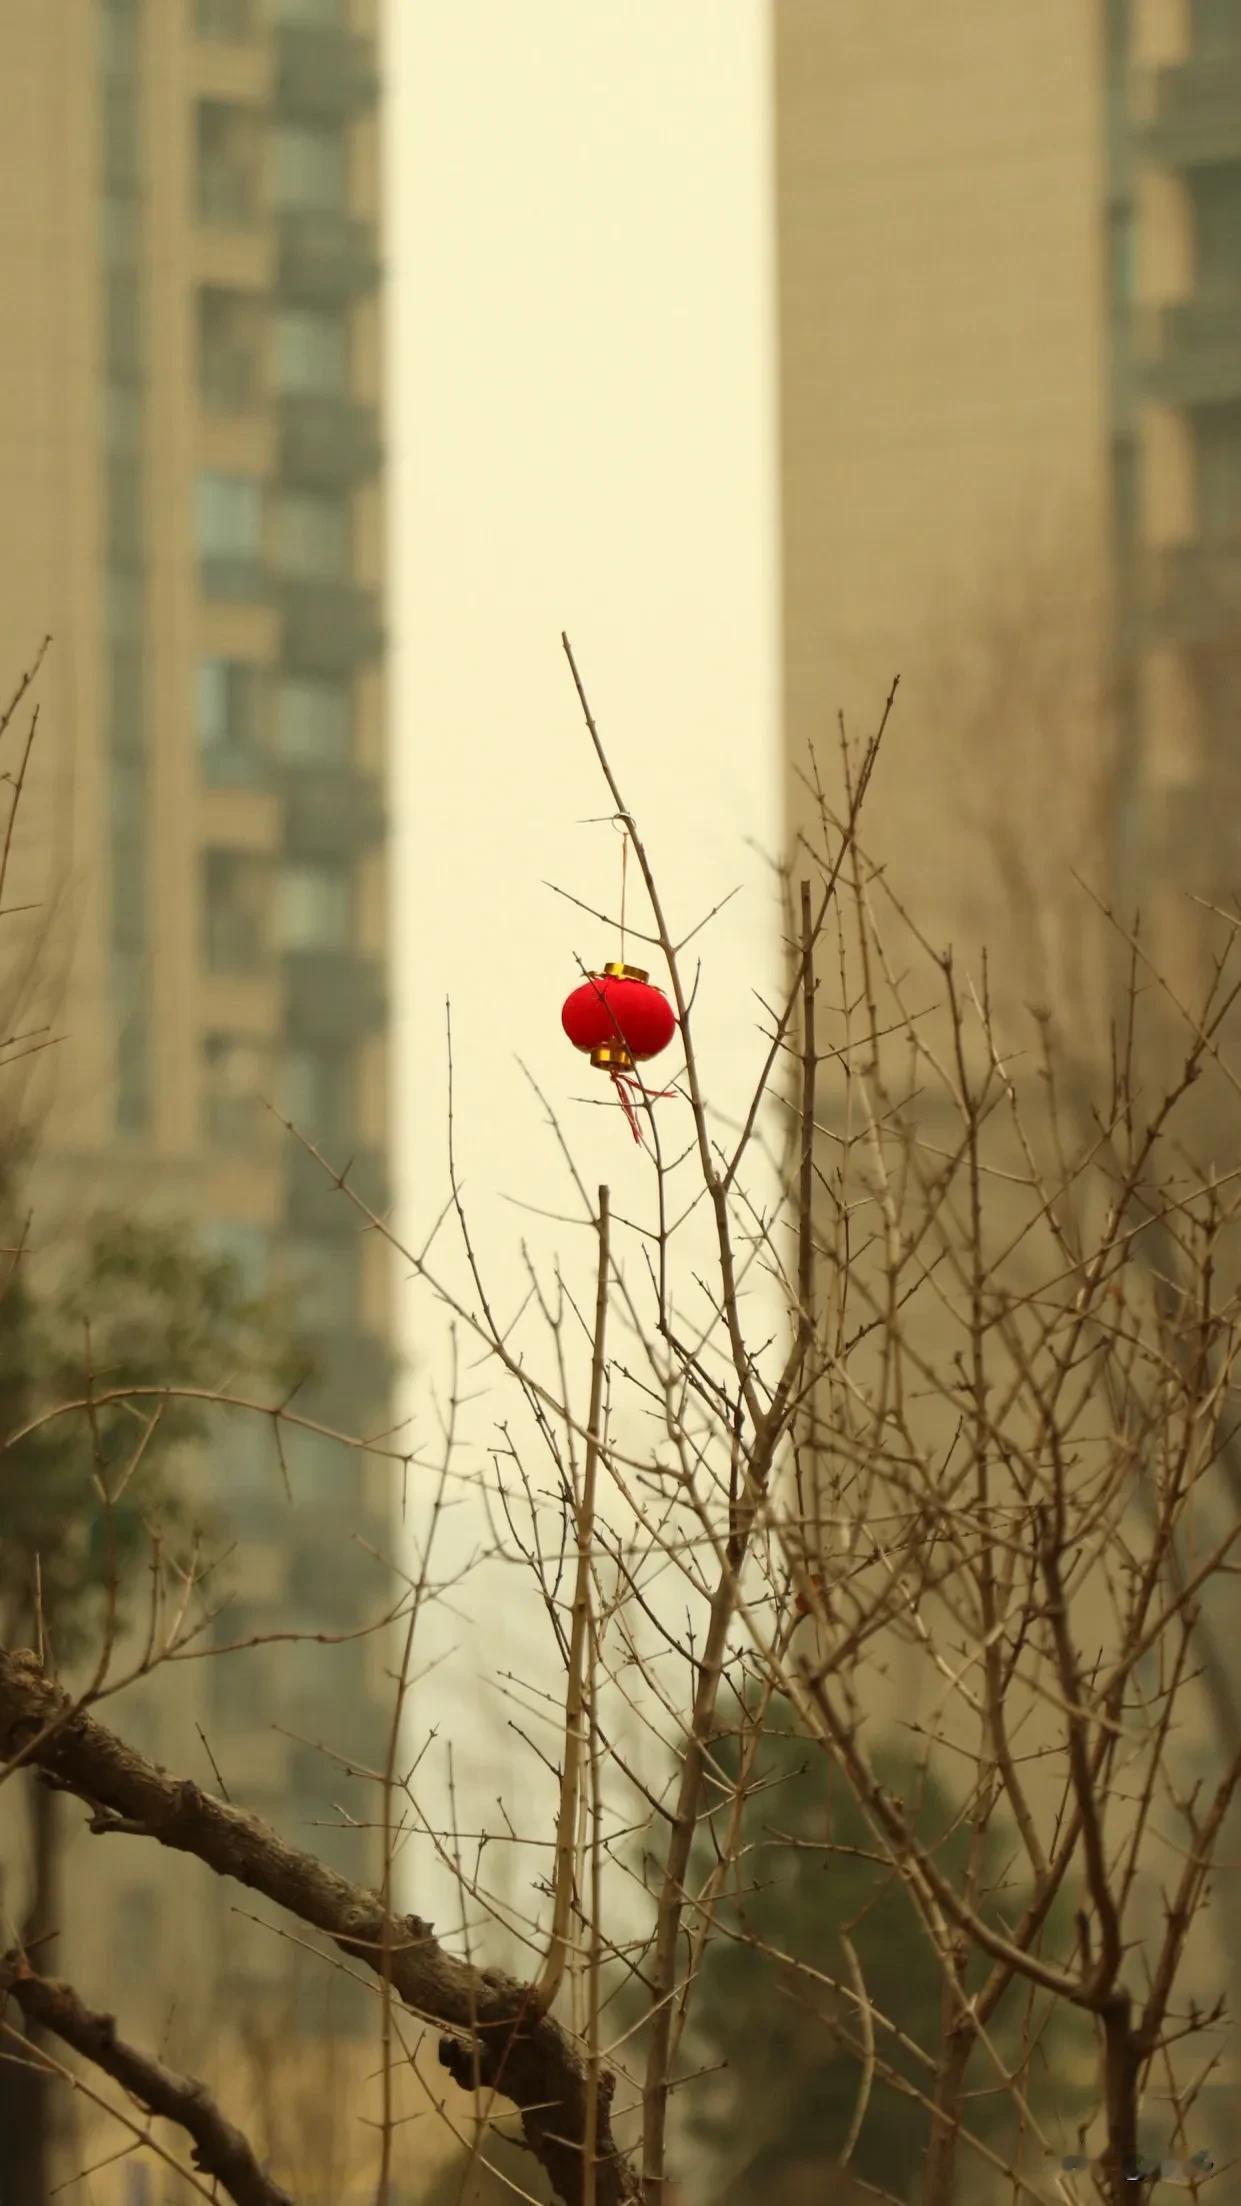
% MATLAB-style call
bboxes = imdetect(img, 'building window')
[283,1235,358,1333]
[110,780,146,952]
[200,1219,271,1298]
[198,472,262,555]
[108,645,144,754]
[105,383,142,452]
[117,1692,160,1763]
[112,955,144,1037]
[107,573,144,639]
[275,861,351,950]
[197,471,263,597]
[99,2,140,80]
[108,457,143,565]
[110,754,145,842]
[198,288,264,409]
[105,271,142,375]
[196,0,257,35]
[202,1032,273,1148]
[112,854,146,955]
[103,195,141,270]
[271,0,345,23]
[288,1546,366,1631]
[284,1044,352,1142]
[207,1635,279,1726]
[116,1011,150,1137]
[275,490,350,580]
[208,1409,281,1507]
[196,101,261,227]
[197,660,267,783]
[116,1886,159,1986]
[204,848,270,970]
[1111,438,1138,547]
[274,307,349,395]
[1189,639,1241,739]
[274,676,350,763]
[1192,0,1238,56]
[123,2160,154,2206]
[283,1424,352,1503]
[273,124,346,213]
[102,77,140,190]
[1107,204,1134,307]
[1194,404,1241,539]
[1189,169,1241,298]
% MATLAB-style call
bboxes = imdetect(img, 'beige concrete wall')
[0,2,109,1157]
[774,0,1114,1033]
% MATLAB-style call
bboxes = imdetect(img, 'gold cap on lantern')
[601,961,649,982]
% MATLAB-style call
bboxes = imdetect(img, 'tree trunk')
[921,2007,971,2206]
[0,1773,60,2205]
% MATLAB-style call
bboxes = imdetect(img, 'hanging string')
[614,824,637,1136]
[612,1069,643,1143]
[612,1068,679,1148]
[607,820,677,1146]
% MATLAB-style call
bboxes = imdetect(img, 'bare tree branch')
[0,1649,640,2206]
[0,1948,296,2206]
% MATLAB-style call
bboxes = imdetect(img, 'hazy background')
[386,1,784,1930]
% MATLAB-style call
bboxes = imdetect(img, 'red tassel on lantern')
[561,961,678,1143]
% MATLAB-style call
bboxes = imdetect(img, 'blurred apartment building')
[773,0,1241,2114]
[0,0,399,2194]
[774,0,1241,1440]
[776,0,1241,1000]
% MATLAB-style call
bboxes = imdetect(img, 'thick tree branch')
[0,1650,640,2206]
[0,1949,294,2206]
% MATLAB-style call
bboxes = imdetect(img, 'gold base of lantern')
[590,1040,634,1072]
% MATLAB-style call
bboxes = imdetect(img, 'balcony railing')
[282,763,385,857]
[285,1140,388,1233]
[1146,296,1241,410]
[284,947,386,1044]
[1141,57,1241,169]
[279,393,382,489]
[1154,537,1241,639]
[275,25,380,122]
[277,577,383,673]
[277,211,381,305]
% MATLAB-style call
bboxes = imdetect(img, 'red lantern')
[561,961,678,1143]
